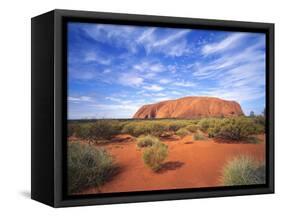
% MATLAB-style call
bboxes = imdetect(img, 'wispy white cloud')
[193,38,265,80]
[202,33,247,55]
[83,24,140,53]
[118,73,144,87]
[131,61,166,80]
[154,96,173,102]
[143,84,164,91]
[199,85,264,103]
[159,78,172,84]
[137,28,156,44]
[83,23,191,57]
[105,96,134,105]
[196,63,265,104]
[170,90,183,95]
[68,23,266,118]
[133,61,165,73]
[68,96,93,103]
[174,80,196,87]
[151,30,189,47]
[137,29,191,57]
[84,52,111,65]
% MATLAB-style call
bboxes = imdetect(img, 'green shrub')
[222,155,265,185]
[186,124,198,133]
[253,115,265,126]
[143,142,168,171]
[213,117,260,140]
[253,116,265,134]
[107,120,124,133]
[88,120,120,144]
[131,123,150,137]
[71,120,122,143]
[147,122,167,137]
[193,131,206,140]
[122,121,167,137]
[75,124,91,140]
[68,124,78,137]
[198,118,219,132]
[176,128,190,138]
[137,135,160,148]
[166,121,185,132]
[207,127,220,138]
[121,122,137,135]
[68,143,116,194]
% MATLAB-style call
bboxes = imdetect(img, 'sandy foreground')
[74,134,265,194]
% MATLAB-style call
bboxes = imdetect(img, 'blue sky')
[67,22,266,119]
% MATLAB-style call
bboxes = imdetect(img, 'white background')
[0,0,279,216]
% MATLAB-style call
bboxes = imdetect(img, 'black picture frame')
[31,9,274,207]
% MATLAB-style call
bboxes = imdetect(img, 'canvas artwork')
[67,22,266,195]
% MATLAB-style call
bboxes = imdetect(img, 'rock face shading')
[133,96,244,119]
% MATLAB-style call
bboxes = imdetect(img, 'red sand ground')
[76,134,265,194]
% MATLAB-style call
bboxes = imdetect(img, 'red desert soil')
[133,96,244,119]
[78,134,265,194]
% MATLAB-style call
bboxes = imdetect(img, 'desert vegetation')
[193,131,206,140]
[67,115,265,194]
[222,155,265,185]
[143,142,168,171]
[69,116,264,143]
[137,135,160,148]
[67,19,267,195]
[198,116,265,141]
[68,143,116,194]
[175,128,190,138]
[68,120,122,144]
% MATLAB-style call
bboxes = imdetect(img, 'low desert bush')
[130,122,151,137]
[148,122,167,137]
[122,121,167,137]
[68,124,74,137]
[222,155,265,185]
[137,135,160,148]
[165,121,187,132]
[186,124,198,133]
[253,121,265,134]
[143,142,168,171]
[121,122,137,135]
[71,120,122,144]
[87,120,120,144]
[176,128,190,138]
[75,124,91,140]
[193,131,206,140]
[253,115,265,128]
[198,118,219,132]
[68,143,116,194]
[212,117,261,141]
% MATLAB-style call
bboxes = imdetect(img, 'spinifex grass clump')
[175,128,190,138]
[143,142,168,172]
[222,155,265,186]
[186,124,198,133]
[68,143,116,194]
[137,135,160,148]
[193,131,206,140]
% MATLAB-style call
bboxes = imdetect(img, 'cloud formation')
[67,23,266,119]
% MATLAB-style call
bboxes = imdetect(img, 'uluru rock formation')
[133,96,244,119]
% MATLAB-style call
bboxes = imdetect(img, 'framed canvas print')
[31,9,274,207]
